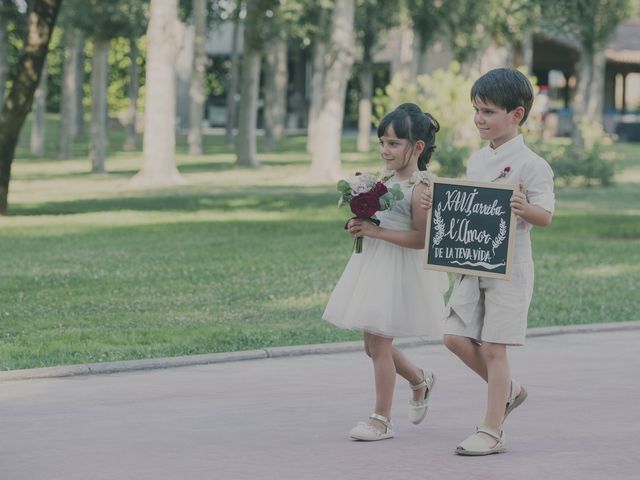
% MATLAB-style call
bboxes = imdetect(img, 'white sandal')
[408,369,437,425]
[455,426,506,456]
[349,413,394,441]
[505,380,527,420]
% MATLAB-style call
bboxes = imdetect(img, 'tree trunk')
[0,15,8,106]
[131,0,186,186]
[520,29,534,71]
[571,46,594,149]
[587,47,606,123]
[415,31,427,75]
[225,3,242,146]
[310,0,355,180]
[357,54,373,153]
[123,37,140,151]
[263,33,287,152]
[290,49,306,129]
[235,50,261,167]
[398,10,415,81]
[30,60,48,156]
[0,0,61,215]
[90,36,109,173]
[59,29,82,158]
[188,0,207,155]
[75,31,86,138]
[174,25,193,130]
[235,0,267,168]
[306,8,329,154]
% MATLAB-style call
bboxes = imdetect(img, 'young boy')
[422,68,555,455]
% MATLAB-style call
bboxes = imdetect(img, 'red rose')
[372,182,388,197]
[350,192,380,217]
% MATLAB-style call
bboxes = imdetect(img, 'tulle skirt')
[323,237,449,338]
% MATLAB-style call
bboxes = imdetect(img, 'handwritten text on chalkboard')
[424,179,517,279]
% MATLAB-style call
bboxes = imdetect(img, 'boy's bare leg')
[364,332,396,431]
[443,334,488,381]
[479,342,511,442]
[391,347,428,401]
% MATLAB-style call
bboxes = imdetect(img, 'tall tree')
[65,0,148,172]
[58,28,85,158]
[0,0,62,215]
[74,30,86,137]
[123,36,140,151]
[354,0,398,152]
[225,1,242,146]
[90,33,109,172]
[30,59,47,156]
[122,5,148,152]
[262,29,287,152]
[443,0,493,64]
[188,0,207,155]
[486,0,541,68]
[310,0,356,180]
[0,1,28,107]
[541,0,631,146]
[405,0,443,74]
[235,0,278,167]
[306,2,331,154]
[262,0,306,151]
[0,3,10,105]
[131,0,186,186]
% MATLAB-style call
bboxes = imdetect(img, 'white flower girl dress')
[323,171,448,338]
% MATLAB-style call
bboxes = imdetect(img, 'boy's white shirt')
[466,134,555,264]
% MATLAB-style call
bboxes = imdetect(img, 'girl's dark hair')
[377,103,440,171]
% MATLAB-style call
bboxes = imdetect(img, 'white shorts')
[444,261,534,346]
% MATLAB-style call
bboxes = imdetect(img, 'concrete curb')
[2,321,639,383]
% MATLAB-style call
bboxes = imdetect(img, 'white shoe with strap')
[505,380,527,420]
[349,413,394,441]
[408,369,437,425]
[455,426,507,456]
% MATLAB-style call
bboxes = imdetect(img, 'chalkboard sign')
[424,178,518,279]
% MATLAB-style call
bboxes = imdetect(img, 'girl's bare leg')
[364,332,396,431]
[391,347,429,401]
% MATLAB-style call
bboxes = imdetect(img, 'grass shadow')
[11,185,337,216]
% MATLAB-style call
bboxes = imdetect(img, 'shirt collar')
[487,134,524,159]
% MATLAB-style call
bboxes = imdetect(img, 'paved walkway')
[1,328,640,480]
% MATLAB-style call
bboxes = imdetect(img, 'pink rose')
[350,192,380,217]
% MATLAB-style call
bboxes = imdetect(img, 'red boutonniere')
[492,166,511,182]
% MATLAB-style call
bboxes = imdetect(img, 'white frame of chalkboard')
[424,178,518,280]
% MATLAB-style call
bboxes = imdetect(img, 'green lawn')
[1,123,638,370]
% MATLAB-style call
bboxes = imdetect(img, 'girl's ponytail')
[418,112,440,171]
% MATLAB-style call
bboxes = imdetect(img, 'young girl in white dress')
[323,103,448,441]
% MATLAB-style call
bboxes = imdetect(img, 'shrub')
[531,138,616,187]
[373,62,479,177]
[432,144,469,178]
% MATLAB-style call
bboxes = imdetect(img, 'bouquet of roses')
[336,172,404,253]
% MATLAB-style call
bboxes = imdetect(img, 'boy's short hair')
[471,68,534,125]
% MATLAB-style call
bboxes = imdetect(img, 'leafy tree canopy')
[355,0,399,56]
[537,0,632,52]
[61,0,149,39]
